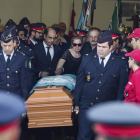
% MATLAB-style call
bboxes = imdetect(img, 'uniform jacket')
[33,42,62,77]
[58,40,70,55]
[124,68,140,104]
[0,50,28,100]
[74,53,128,106]
[17,42,36,91]
[80,42,92,56]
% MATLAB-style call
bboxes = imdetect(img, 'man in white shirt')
[74,31,128,140]
[33,27,62,80]
[0,25,28,100]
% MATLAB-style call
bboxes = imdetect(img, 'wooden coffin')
[26,86,73,128]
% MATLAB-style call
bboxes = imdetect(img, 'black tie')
[100,58,105,72]
[7,55,11,66]
[47,47,51,64]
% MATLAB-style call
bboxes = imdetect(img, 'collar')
[30,38,37,45]
[111,49,116,53]
[43,41,53,48]
[99,53,111,61]
[2,50,14,59]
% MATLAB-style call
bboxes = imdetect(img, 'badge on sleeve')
[87,72,91,82]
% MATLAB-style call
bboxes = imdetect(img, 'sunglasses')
[73,43,82,47]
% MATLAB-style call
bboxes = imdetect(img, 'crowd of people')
[0,17,140,140]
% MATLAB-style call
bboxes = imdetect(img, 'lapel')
[40,42,48,61]
[103,53,115,73]
[92,53,101,72]
[8,51,17,67]
[52,45,58,62]
[0,50,7,67]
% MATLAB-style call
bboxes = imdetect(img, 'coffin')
[26,86,73,128]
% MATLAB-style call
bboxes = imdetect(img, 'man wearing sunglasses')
[74,31,128,140]
[33,27,62,81]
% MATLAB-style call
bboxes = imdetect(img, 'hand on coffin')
[74,106,79,115]
[40,71,49,77]
[54,67,63,75]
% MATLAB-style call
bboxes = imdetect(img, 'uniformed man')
[0,92,25,140]
[74,31,128,140]
[0,25,28,100]
[27,23,44,49]
[19,17,30,31]
[53,27,70,54]
[16,24,28,42]
[80,27,101,56]
[87,101,140,140]
[16,41,35,91]
[59,22,71,45]
[5,19,16,28]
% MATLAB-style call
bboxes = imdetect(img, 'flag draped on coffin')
[68,1,76,38]
[77,0,94,30]
[108,0,122,31]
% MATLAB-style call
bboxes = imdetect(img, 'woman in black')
[56,36,83,76]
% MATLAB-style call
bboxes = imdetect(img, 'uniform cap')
[127,28,140,39]
[16,24,28,34]
[5,19,16,27]
[73,29,87,37]
[0,92,25,132]
[1,25,16,43]
[53,27,61,37]
[29,23,44,33]
[97,31,112,43]
[19,17,30,25]
[125,49,140,63]
[87,101,140,138]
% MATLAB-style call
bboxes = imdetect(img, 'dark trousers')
[77,103,95,140]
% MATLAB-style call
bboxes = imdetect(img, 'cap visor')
[125,52,131,57]
[127,33,134,39]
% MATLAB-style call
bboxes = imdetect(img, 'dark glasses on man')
[73,43,82,47]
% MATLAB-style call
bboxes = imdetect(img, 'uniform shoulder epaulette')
[118,56,125,60]
[25,45,32,51]
[85,53,92,56]
[30,56,35,59]
[18,51,25,56]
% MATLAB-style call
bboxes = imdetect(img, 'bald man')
[59,22,71,44]
[33,27,62,80]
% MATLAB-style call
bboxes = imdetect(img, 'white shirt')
[99,53,111,67]
[43,41,54,60]
[3,50,14,62]
[30,38,38,45]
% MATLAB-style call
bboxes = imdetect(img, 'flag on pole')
[90,0,96,26]
[108,0,122,31]
[77,0,88,29]
[77,0,93,30]
[118,0,122,24]
[68,1,76,38]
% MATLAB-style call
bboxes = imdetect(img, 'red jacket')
[124,68,140,104]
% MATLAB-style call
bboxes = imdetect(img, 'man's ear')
[109,45,113,51]
[44,34,46,39]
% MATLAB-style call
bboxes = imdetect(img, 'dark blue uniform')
[17,42,35,91]
[58,40,70,55]
[112,48,129,73]
[74,53,128,140]
[0,50,28,100]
